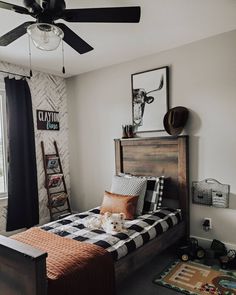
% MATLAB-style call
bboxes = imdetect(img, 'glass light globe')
[27,23,64,51]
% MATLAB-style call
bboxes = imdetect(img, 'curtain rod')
[0,70,31,79]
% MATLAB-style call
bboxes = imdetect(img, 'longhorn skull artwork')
[133,75,164,127]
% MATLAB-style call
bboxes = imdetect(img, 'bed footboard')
[0,235,47,295]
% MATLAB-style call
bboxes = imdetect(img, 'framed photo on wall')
[131,66,169,132]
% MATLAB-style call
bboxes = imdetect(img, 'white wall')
[0,61,70,235]
[67,30,236,247]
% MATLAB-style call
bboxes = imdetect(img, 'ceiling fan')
[0,0,141,53]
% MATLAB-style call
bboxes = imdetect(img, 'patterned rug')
[153,260,236,295]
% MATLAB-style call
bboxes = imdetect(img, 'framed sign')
[36,110,59,131]
[131,66,169,132]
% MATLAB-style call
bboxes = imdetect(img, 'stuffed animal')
[85,212,127,234]
[102,212,127,234]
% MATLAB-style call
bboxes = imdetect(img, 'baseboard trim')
[191,235,236,251]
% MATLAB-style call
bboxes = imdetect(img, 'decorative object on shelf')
[192,178,230,208]
[122,124,135,138]
[131,66,169,133]
[41,140,71,221]
[36,110,60,131]
[163,106,189,136]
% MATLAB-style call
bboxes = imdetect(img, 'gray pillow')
[111,175,147,216]
[118,173,165,213]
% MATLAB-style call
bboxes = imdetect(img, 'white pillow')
[111,175,147,216]
[119,173,165,213]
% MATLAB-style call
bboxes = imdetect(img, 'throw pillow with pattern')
[111,175,147,216]
[142,176,164,213]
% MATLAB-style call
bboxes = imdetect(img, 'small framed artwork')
[131,66,169,132]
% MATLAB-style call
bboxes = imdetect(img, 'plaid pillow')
[142,176,165,213]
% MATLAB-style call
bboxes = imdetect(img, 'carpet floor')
[117,248,180,295]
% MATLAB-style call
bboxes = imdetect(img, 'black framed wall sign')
[131,66,169,132]
[36,110,60,131]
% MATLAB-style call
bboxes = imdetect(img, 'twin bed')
[0,135,189,294]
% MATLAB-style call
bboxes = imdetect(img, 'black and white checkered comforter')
[41,207,182,261]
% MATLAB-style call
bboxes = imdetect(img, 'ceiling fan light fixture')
[27,23,64,51]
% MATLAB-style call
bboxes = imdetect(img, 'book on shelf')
[49,192,68,207]
[48,173,63,188]
[46,156,59,170]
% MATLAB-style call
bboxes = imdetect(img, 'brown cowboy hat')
[163,106,189,135]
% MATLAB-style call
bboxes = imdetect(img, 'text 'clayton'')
[36,110,60,131]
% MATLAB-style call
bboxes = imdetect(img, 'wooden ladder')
[41,141,71,221]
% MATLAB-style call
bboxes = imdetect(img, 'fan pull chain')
[28,35,33,77]
[62,41,65,75]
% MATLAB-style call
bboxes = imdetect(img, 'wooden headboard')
[114,136,189,235]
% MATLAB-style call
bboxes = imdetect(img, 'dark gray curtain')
[5,77,39,231]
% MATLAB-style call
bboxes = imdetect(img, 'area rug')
[153,260,236,295]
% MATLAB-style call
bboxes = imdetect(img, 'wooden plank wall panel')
[120,139,179,200]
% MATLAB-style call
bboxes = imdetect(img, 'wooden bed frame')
[0,136,189,294]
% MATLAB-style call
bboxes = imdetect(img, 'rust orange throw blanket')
[12,227,115,295]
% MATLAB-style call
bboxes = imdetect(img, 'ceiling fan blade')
[0,0,31,14]
[57,23,93,54]
[0,21,34,46]
[62,6,141,23]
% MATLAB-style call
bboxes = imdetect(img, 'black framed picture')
[131,66,169,132]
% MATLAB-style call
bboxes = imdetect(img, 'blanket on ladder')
[12,227,115,295]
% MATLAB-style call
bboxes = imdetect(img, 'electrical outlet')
[202,217,212,231]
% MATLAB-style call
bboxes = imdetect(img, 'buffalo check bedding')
[41,207,182,261]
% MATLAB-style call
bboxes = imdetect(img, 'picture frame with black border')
[131,66,169,133]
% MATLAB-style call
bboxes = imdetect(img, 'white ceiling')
[0,0,236,77]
